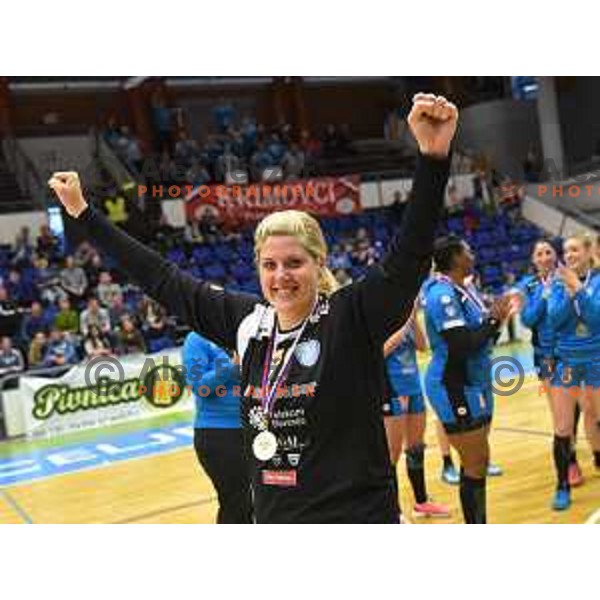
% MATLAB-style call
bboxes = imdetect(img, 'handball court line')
[585,508,600,524]
[0,444,193,490]
[0,488,34,524]
[112,495,217,524]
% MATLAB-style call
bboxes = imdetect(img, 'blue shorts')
[551,360,600,389]
[425,382,493,434]
[533,352,556,381]
[382,393,426,417]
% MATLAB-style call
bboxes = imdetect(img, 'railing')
[91,130,141,189]
[1,136,48,210]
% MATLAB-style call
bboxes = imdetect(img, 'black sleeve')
[355,153,451,346]
[440,321,500,359]
[64,207,260,351]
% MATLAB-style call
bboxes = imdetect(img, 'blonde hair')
[254,210,340,296]
[565,231,600,268]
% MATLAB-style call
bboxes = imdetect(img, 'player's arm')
[357,94,457,345]
[49,173,258,350]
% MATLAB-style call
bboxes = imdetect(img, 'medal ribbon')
[259,299,318,418]
[573,269,591,319]
[436,274,488,315]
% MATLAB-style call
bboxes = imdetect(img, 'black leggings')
[193,428,254,524]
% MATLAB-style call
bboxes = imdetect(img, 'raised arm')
[49,173,258,351]
[356,94,457,345]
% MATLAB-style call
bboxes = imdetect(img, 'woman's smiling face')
[258,235,320,329]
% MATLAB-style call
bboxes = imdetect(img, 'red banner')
[185,176,361,226]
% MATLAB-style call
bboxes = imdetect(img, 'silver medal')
[253,431,278,462]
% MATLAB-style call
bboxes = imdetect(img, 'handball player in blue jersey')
[516,238,584,490]
[383,306,451,518]
[183,332,253,523]
[546,233,600,511]
[422,236,515,523]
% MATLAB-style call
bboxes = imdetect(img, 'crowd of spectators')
[0,225,178,378]
[103,98,355,191]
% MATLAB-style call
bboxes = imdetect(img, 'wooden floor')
[1,376,599,524]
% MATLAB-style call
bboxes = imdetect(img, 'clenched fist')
[48,172,88,218]
[408,93,458,159]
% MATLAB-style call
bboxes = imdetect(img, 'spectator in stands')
[108,294,129,325]
[20,301,49,344]
[6,269,34,306]
[387,190,408,224]
[266,132,286,165]
[174,131,200,166]
[28,331,47,368]
[97,271,122,308]
[329,244,352,270]
[282,143,305,180]
[152,94,175,152]
[241,116,258,157]
[250,141,275,182]
[60,255,88,303]
[523,148,542,183]
[80,297,111,337]
[116,315,146,355]
[35,254,66,306]
[213,98,235,134]
[125,134,144,174]
[446,182,464,215]
[142,305,175,353]
[13,226,34,268]
[54,297,79,335]
[73,241,96,268]
[42,328,78,368]
[104,194,129,225]
[195,210,221,244]
[353,238,380,268]
[36,224,59,260]
[104,116,122,147]
[113,125,133,160]
[84,253,104,289]
[215,144,241,183]
[299,129,321,162]
[0,336,25,378]
[228,127,245,159]
[334,268,352,288]
[83,324,113,359]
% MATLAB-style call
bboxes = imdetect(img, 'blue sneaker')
[552,488,571,511]
[487,463,503,477]
[441,464,460,485]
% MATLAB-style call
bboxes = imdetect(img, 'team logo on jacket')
[441,295,452,305]
[295,340,320,367]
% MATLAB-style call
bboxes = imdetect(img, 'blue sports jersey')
[385,323,423,397]
[547,269,600,364]
[182,332,242,429]
[422,275,492,392]
[517,274,556,359]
